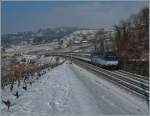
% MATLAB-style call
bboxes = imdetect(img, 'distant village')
[1,27,115,77]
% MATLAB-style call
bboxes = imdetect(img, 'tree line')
[113,7,149,60]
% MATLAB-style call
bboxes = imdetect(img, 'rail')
[47,53,149,99]
[71,57,149,99]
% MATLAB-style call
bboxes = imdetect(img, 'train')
[90,52,119,69]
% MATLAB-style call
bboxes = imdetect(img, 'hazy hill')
[1,27,82,47]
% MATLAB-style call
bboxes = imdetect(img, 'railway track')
[115,70,149,81]
[112,70,149,89]
[72,58,149,100]
[51,54,149,99]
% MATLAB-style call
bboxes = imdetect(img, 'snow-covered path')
[1,62,149,115]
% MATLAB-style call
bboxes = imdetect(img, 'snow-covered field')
[1,61,149,115]
[5,42,57,54]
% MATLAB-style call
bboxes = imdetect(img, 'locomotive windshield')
[91,52,118,61]
[104,52,118,61]
[104,56,117,61]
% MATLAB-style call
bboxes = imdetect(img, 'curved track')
[72,58,149,99]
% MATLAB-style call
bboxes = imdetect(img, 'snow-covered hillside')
[1,61,148,115]
[62,30,98,48]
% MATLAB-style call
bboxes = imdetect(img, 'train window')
[103,52,117,61]
[104,56,117,61]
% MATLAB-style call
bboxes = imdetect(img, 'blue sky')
[2,1,148,34]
